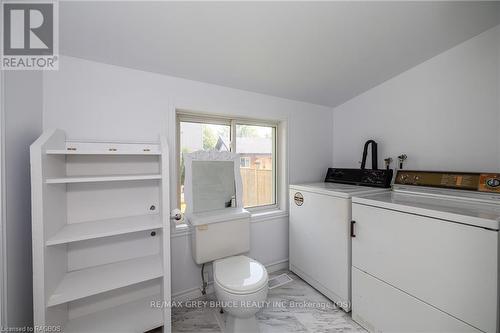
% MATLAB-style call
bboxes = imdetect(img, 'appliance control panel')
[395,171,500,193]
[325,168,393,188]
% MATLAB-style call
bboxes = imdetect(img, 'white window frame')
[176,111,280,214]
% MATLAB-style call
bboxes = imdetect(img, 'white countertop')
[353,191,500,230]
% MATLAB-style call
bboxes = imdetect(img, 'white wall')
[43,55,333,296]
[3,71,43,327]
[333,25,500,172]
[0,70,4,327]
[497,27,500,169]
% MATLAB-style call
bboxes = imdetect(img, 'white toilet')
[189,208,269,333]
[183,151,269,333]
[214,255,268,332]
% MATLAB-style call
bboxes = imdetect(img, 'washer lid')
[290,182,389,198]
[214,256,268,294]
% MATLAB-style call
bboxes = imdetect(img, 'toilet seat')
[214,255,268,294]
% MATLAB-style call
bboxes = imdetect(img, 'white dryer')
[351,170,500,333]
[289,168,392,311]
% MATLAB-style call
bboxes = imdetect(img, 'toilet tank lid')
[188,207,251,226]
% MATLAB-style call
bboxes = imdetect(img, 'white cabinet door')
[352,203,498,333]
[289,189,350,309]
[352,267,481,333]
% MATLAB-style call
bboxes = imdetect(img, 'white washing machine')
[289,168,393,311]
[351,170,500,333]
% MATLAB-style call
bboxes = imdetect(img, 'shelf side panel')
[30,129,68,326]
[160,134,171,332]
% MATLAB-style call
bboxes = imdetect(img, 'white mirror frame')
[183,150,244,217]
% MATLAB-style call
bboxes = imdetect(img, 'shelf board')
[46,215,163,246]
[46,149,161,156]
[46,174,162,184]
[47,255,163,307]
[65,293,163,333]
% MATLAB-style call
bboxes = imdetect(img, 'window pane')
[236,124,275,208]
[179,121,230,212]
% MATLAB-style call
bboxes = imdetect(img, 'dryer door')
[289,188,351,310]
[352,203,498,333]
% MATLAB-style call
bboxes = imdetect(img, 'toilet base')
[225,314,259,333]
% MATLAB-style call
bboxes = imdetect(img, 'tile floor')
[171,270,366,333]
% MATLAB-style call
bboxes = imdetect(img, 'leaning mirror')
[183,151,243,216]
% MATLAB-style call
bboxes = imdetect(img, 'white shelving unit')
[46,214,163,246]
[46,150,162,156]
[64,294,164,333]
[47,255,163,307]
[46,174,162,184]
[31,129,171,332]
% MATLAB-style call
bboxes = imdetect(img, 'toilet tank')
[188,208,251,264]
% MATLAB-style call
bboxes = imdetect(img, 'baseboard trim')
[172,259,289,302]
[265,259,289,273]
[172,283,215,302]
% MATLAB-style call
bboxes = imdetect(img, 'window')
[177,114,277,212]
[235,124,275,208]
[240,157,250,168]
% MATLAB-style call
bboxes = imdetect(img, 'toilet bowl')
[214,255,269,333]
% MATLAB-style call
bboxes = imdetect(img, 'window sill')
[250,209,288,223]
[171,208,288,238]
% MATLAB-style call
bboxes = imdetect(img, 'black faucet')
[361,140,378,170]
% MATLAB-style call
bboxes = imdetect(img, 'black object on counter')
[361,140,378,170]
[325,168,393,188]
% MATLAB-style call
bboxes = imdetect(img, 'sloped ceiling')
[60,1,500,107]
